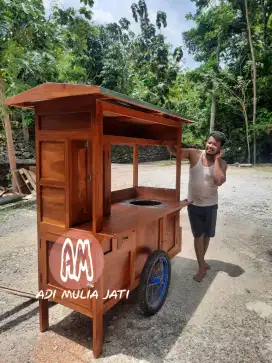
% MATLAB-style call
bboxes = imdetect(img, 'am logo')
[49,230,105,290]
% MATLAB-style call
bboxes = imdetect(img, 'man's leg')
[203,236,210,270]
[194,235,207,281]
[188,205,207,281]
[203,205,218,270]
[204,236,210,254]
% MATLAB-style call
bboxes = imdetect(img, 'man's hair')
[209,131,226,146]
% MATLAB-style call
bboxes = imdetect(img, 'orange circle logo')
[49,230,104,290]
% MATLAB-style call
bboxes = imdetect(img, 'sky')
[43,0,199,69]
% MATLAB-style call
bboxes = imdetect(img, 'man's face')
[205,136,221,155]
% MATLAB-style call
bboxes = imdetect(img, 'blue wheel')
[138,250,171,316]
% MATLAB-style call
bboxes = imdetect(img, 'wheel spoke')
[152,265,160,278]
[151,284,161,303]
[153,283,163,303]
[159,261,163,279]
[148,277,161,286]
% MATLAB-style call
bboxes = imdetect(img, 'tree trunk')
[0,74,20,192]
[210,93,216,133]
[242,105,251,164]
[22,111,30,143]
[209,31,221,133]
[261,0,268,49]
[244,0,257,164]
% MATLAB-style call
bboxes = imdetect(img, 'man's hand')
[215,149,225,160]
[213,151,227,186]
[167,144,177,156]
[182,199,193,206]
[167,144,192,161]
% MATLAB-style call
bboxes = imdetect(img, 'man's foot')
[193,269,207,282]
[204,262,211,270]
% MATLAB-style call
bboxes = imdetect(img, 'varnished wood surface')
[5,81,190,360]
[35,95,95,115]
[103,143,111,216]
[135,186,177,201]
[5,83,100,106]
[69,140,92,226]
[39,112,92,130]
[111,187,137,204]
[92,100,104,233]
[5,82,194,124]
[101,100,179,128]
[133,145,138,187]
[39,299,49,332]
[103,135,172,146]
[92,277,104,358]
[176,127,182,201]
[37,129,91,141]
[73,199,188,236]
[103,117,177,142]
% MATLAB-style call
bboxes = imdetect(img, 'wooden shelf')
[103,135,171,146]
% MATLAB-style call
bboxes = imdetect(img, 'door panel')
[70,140,92,226]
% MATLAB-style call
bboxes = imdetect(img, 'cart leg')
[92,308,103,358]
[39,299,49,331]
[92,277,103,358]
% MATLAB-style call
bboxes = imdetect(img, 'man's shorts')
[187,204,218,238]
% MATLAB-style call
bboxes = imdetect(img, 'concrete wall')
[111,145,170,163]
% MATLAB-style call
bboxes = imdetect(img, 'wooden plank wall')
[35,97,94,232]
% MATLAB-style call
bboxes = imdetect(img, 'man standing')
[168,131,228,282]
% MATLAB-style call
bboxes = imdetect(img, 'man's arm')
[167,145,191,160]
[213,150,227,186]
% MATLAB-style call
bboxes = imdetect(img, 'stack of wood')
[0,166,36,201]
[18,167,36,195]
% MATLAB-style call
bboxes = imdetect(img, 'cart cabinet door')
[70,140,92,226]
[39,141,66,227]
[165,211,180,253]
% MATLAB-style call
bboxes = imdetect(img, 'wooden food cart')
[5,83,193,359]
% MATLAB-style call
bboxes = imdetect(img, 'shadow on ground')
[45,256,245,362]
[0,301,55,335]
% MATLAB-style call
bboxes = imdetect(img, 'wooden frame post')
[175,127,182,201]
[92,276,104,358]
[92,100,104,233]
[103,142,111,216]
[39,299,49,331]
[133,145,138,187]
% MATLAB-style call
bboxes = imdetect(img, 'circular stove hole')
[129,199,162,206]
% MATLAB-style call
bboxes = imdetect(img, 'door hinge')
[85,140,88,148]
[88,173,92,183]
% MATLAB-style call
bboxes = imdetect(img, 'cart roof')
[5,82,194,124]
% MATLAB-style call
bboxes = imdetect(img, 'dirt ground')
[0,162,272,363]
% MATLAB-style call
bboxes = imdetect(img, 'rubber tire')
[138,250,171,316]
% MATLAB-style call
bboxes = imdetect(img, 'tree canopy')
[1,0,272,164]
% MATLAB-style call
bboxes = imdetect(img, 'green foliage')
[253,108,272,135]
[0,0,272,164]
[6,172,12,183]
